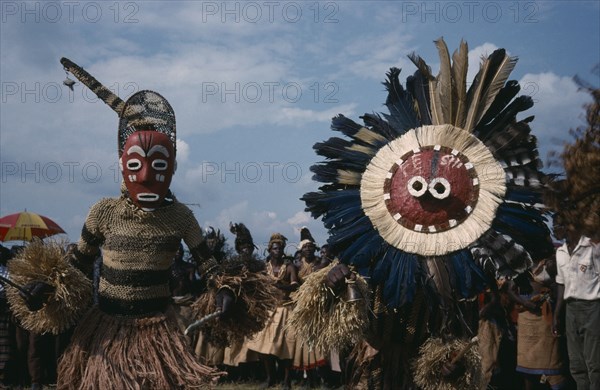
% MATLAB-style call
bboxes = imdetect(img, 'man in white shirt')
[553,214,600,390]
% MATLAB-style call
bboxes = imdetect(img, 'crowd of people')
[0,224,337,389]
[175,226,339,390]
[1,211,597,390]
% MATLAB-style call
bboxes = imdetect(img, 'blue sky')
[1,1,599,254]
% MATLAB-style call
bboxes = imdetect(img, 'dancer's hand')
[19,281,54,311]
[215,288,234,318]
[325,263,355,291]
[552,315,561,337]
[441,361,465,379]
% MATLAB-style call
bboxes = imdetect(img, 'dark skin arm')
[189,240,236,317]
[552,283,565,337]
[274,264,299,292]
[479,275,500,319]
[504,279,540,314]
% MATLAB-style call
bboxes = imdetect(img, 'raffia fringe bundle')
[412,337,482,390]
[288,261,370,352]
[191,262,279,347]
[6,238,92,334]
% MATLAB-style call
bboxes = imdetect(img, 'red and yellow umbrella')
[0,211,65,242]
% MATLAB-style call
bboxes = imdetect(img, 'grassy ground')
[215,382,265,390]
[214,380,343,389]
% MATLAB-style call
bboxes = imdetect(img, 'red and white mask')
[120,130,176,209]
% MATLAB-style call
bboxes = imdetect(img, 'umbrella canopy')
[0,211,65,242]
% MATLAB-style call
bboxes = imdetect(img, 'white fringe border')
[360,124,505,256]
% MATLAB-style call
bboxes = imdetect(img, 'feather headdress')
[230,222,257,254]
[298,226,318,250]
[302,38,552,315]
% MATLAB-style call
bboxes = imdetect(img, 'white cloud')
[176,139,190,163]
[342,32,416,80]
[273,103,357,125]
[287,211,311,226]
[518,72,591,164]
[467,42,501,81]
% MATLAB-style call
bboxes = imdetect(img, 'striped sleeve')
[72,199,108,277]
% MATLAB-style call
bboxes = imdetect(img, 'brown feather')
[408,53,443,125]
[477,54,518,124]
[464,54,490,132]
[452,40,469,128]
[435,38,453,124]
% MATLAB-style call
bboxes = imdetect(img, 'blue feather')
[475,95,533,141]
[331,115,389,149]
[322,203,365,229]
[362,113,406,140]
[406,71,432,125]
[328,215,373,248]
[310,163,364,185]
[505,187,543,204]
[383,67,420,134]
[341,232,385,268]
[477,80,520,126]
[493,206,553,260]
[301,189,360,219]
[449,250,487,298]
[314,136,374,163]
[372,249,419,309]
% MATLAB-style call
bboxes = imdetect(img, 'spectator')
[506,258,569,389]
[246,233,298,390]
[553,214,600,389]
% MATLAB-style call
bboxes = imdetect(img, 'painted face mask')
[121,130,175,209]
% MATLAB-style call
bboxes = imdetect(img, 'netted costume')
[59,195,219,388]
[296,39,553,389]
[58,59,223,389]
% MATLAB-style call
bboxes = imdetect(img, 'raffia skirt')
[246,305,296,361]
[57,305,221,390]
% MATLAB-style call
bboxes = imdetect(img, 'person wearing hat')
[221,223,262,379]
[293,228,329,387]
[296,227,330,280]
[246,233,298,390]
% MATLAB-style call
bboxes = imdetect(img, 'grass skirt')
[57,305,222,389]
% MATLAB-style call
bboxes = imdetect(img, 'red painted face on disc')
[384,146,479,232]
[121,130,175,209]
